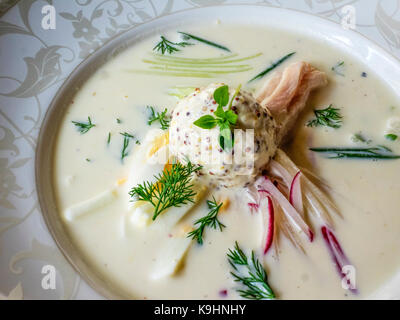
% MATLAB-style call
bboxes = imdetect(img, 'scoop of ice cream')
[169,83,277,188]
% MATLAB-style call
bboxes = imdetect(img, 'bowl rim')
[35,3,400,300]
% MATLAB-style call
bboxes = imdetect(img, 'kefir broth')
[53,23,400,299]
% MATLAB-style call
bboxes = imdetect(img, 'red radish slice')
[256,177,314,242]
[248,202,259,212]
[246,185,261,206]
[274,149,340,225]
[261,196,274,255]
[289,171,303,215]
[321,226,358,294]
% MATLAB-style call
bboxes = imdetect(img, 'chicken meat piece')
[256,61,328,143]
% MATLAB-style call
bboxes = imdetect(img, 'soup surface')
[53,22,400,299]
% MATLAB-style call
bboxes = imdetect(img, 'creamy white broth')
[53,22,400,299]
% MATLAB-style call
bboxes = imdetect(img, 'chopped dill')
[332,61,345,76]
[72,117,95,134]
[351,132,371,144]
[147,106,171,130]
[307,105,343,129]
[187,197,225,245]
[107,132,111,144]
[227,242,275,300]
[129,160,202,220]
[153,36,192,55]
[120,132,139,161]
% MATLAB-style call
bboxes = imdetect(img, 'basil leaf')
[214,105,226,119]
[219,124,234,151]
[193,115,217,129]
[213,85,229,107]
[225,110,238,125]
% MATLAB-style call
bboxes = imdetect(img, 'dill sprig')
[227,242,275,300]
[72,117,95,134]
[187,197,226,245]
[332,61,345,76]
[129,160,202,220]
[120,132,139,161]
[153,36,192,55]
[147,106,171,130]
[307,104,343,129]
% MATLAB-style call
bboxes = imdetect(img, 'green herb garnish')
[120,132,138,161]
[351,132,371,144]
[248,52,295,82]
[332,61,345,76]
[310,145,400,159]
[147,106,171,130]
[187,197,225,245]
[107,132,111,144]
[385,134,398,141]
[178,31,230,52]
[153,36,192,55]
[116,118,122,124]
[129,160,202,221]
[193,84,241,151]
[227,242,275,300]
[307,104,343,129]
[72,117,95,134]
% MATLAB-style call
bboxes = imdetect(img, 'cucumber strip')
[152,52,238,62]
[152,52,263,65]
[149,66,252,74]
[143,59,251,69]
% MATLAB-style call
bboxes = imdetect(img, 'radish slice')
[278,211,306,253]
[256,177,314,242]
[304,190,334,228]
[246,184,261,206]
[289,171,303,215]
[274,149,341,224]
[269,160,292,186]
[298,165,331,190]
[248,202,259,212]
[321,226,358,294]
[260,196,274,255]
[303,178,342,219]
